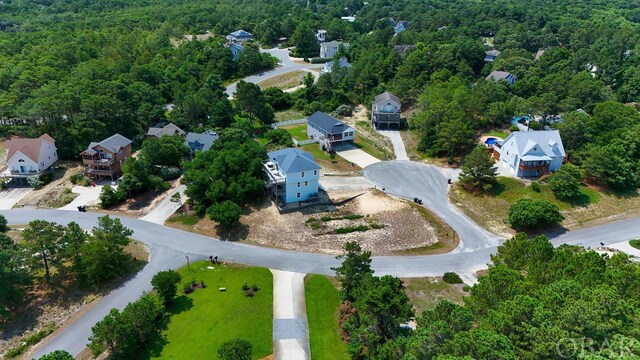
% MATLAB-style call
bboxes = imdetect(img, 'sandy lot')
[16,163,83,208]
[175,189,443,256]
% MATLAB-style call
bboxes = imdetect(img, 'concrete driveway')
[225,47,323,98]
[272,270,310,360]
[363,161,501,251]
[377,130,408,160]
[59,184,107,210]
[319,176,372,192]
[335,147,381,168]
[0,187,32,210]
[140,185,186,225]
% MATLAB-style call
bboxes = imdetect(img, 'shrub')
[443,272,463,284]
[151,270,182,306]
[335,225,369,234]
[530,181,541,192]
[182,283,193,294]
[148,175,170,191]
[70,173,91,185]
[39,172,54,185]
[549,163,583,199]
[27,175,44,189]
[251,284,259,292]
[159,166,181,181]
[266,128,293,147]
[207,200,243,228]
[508,198,564,229]
[242,282,250,291]
[509,125,520,132]
[370,223,385,229]
[0,214,8,232]
[333,104,353,117]
[99,185,125,207]
[462,285,471,292]
[218,338,252,360]
[310,57,331,64]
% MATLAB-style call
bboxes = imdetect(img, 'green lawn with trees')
[304,275,349,360]
[147,262,273,360]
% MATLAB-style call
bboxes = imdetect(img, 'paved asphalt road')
[364,161,502,252]
[224,47,323,98]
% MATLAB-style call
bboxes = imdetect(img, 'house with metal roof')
[80,134,132,180]
[484,49,501,62]
[184,130,219,153]
[226,29,253,43]
[486,70,516,85]
[372,92,402,129]
[264,148,320,204]
[307,111,355,151]
[2,134,58,180]
[147,123,186,139]
[493,130,566,178]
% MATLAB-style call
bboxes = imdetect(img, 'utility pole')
[186,255,190,270]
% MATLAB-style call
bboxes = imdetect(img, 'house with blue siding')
[264,148,320,204]
[307,111,355,151]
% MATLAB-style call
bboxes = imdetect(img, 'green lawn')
[490,177,600,211]
[147,262,273,360]
[403,277,467,314]
[355,134,388,160]
[484,130,508,139]
[630,239,640,250]
[283,123,308,140]
[305,275,349,360]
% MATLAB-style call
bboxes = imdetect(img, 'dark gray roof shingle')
[308,112,351,134]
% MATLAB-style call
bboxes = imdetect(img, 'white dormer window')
[18,159,25,162]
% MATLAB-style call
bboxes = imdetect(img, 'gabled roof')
[6,134,56,163]
[147,123,185,137]
[323,57,352,72]
[308,112,351,134]
[82,134,131,154]
[503,130,565,159]
[320,40,348,49]
[185,130,218,152]
[486,70,516,82]
[230,29,253,37]
[268,148,320,174]
[374,92,400,106]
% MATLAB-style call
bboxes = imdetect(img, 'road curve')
[225,47,323,98]
[363,161,502,252]
[5,205,640,357]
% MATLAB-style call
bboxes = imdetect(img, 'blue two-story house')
[264,148,321,204]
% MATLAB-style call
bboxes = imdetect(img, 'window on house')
[304,181,308,186]
[301,171,305,177]
[296,193,301,198]
[18,159,24,162]
[296,182,300,187]
[313,170,317,176]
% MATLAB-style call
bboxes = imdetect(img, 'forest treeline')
[1,0,639,186]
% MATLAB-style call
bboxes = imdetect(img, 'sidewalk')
[271,270,310,360]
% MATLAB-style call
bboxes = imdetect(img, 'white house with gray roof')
[320,41,350,59]
[264,148,320,204]
[184,130,218,153]
[494,130,566,178]
[307,111,355,151]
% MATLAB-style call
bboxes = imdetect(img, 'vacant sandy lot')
[171,189,451,256]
